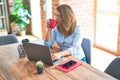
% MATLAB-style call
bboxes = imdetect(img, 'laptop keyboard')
[53,56,64,64]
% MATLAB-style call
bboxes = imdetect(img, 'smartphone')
[62,60,77,69]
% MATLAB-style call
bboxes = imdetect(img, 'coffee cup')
[49,19,57,29]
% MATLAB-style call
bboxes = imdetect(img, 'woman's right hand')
[46,19,51,29]
[45,19,52,41]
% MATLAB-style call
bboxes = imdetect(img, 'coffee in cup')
[49,19,57,29]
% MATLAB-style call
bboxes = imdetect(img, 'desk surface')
[0,44,118,80]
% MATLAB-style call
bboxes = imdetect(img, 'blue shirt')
[44,25,85,60]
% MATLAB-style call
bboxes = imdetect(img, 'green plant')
[36,61,44,68]
[10,0,31,31]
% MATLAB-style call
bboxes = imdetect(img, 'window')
[0,0,9,32]
[95,0,120,55]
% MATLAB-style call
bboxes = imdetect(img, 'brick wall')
[41,0,95,41]
[40,0,46,38]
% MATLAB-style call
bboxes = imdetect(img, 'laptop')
[23,42,63,65]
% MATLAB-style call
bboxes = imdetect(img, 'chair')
[81,38,91,64]
[0,34,19,45]
[104,56,120,79]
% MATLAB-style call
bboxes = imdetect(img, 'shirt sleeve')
[44,28,56,47]
[67,26,84,57]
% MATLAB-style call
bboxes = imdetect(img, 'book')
[55,60,82,72]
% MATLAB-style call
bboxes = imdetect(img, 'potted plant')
[36,60,44,74]
[10,0,31,36]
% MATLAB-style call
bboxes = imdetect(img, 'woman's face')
[53,10,61,24]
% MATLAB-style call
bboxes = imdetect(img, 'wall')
[30,0,42,39]
[41,0,46,38]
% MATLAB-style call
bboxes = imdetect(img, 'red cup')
[49,19,57,29]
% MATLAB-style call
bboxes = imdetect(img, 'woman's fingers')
[52,53,62,60]
[46,19,50,28]
[52,54,57,60]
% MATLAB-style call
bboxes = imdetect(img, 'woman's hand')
[46,19,51,29]
[52,53,62,60]
[52,50,71,60]
[45,19,52,41]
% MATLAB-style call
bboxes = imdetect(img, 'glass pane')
[0,5,2,16]
[0,0,8,31]
[96,14,119,51]
[97,0,118,12]
[0,0,3,3]
[0,19,3,28]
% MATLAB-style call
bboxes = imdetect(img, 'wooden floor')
[17,35,117,72]
[92,48,116,72]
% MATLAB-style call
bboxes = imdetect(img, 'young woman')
[44,4,86,62]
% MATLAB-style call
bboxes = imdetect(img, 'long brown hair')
[57,4,76,37]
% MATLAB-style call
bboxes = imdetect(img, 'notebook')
[55,59,82,72]
[23,42,63,65]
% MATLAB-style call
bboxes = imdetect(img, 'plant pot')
[17,31,26,36]
[37,66,44,74]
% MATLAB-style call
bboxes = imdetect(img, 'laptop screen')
[23,42,54,65]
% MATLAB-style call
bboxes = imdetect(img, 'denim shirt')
[44,26,85,60]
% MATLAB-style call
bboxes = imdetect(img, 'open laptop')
[23,42,63,65]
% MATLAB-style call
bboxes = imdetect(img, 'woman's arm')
[44,27,56,47]
[52,50,71,59]
[45,28,52,42]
